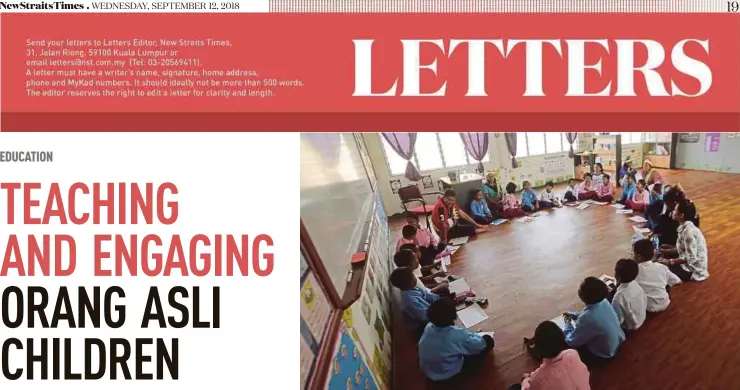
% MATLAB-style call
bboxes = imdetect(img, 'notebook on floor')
[576,203,590,210]
[611,204,625,209]
[550,315,567,330]
[490,218,508,226]
[449,278,472,295]
[457,304,489,328]
[449,236,469,246]
[629,216,648,223]
[616,209,633,214]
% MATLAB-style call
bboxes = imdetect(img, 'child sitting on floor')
[620,161,636,182]
[592,163,605,186]
[502,182,527,219]
[562,277,625,368]
[394,248,447,290]
[511,321,590,390]
[577,173,598,201]
[633,239,681,312]
[471,189,498,225]
[521,181,542,212]
[646,183,664,230]
[596,174,615,203]
[419,298,495,382]
[391,267,445,335]
[627,179,650,211]
[539,181,561,208]
[397,215,446,265]
[611,259,648,330]
[618,174,636,205]
[563,178,578,203]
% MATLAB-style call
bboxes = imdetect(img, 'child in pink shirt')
[627,179,651,212]
[512,321,590,390]
[595,174,615,203]
[502,182,526,219]
[396,215,444,266]
[577,173,598,201]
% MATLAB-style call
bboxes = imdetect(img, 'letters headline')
[0,182,274,381]
[353,38,713,98]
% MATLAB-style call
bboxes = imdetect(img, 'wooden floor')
[390,170,740,390]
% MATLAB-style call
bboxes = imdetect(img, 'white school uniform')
[611,281,648,330]
[539,189,560,205]
[635,261,682,312]
[563,185,576,197]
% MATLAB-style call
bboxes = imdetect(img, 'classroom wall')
[364,133,576,216]
[675,133,740,174]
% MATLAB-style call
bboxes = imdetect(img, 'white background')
[0,132,298,389]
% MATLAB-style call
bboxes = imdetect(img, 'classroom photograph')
[299,132,740,390]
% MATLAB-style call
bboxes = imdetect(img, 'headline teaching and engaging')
[0,182,274,277]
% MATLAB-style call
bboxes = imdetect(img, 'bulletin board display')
[301,250,335,389]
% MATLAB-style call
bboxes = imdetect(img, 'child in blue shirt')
[391,267,442,335]
[562,276,625,368]
[646,183,664,230]
[470,189,497,224]
[418,298,494,381]
[520,181,540,212]
[618,174,637,205]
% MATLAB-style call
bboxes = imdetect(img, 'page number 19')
[729,1,739,11]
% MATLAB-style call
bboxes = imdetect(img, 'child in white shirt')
[562,178,577,203]
[611,259,647,330]
[539,181,562,208]
[633,239,681,312]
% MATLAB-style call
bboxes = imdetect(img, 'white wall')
[364,133,576,216]
[675,133,740,174]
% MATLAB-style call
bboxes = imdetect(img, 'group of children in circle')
[388,165,708,389]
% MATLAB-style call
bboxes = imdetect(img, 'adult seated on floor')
[658,200,709,282]
[431,189,487,245]
[642,159,663,189]
[651,184,700,250]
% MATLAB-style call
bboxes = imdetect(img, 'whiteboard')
[300,133,374,298]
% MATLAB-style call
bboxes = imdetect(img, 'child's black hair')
[401,224,418,239]
[545,181,554,187]
[443,189,457,198]
[637,179,647,187]
[427,298,457,327]
[389,267,415,289]
[568,178,576,184]
[533,321,568,359]
[393,250,416,268]
[583,172,592,179]
[595,163,603,171]
[578,276,609,305]
[626,173,636,181]
[399,243,418,253]
[505,182,517,194]
[622,162,630,169]
[632,239,654,262]
[615,259,639,284]
[652,183,663,193]
[603,174,610,181]
[676,199,697,222]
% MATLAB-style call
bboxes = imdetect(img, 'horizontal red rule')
[1,13,739,131]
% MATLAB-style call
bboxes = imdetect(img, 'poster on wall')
[300,334,316,389]
[301,272,332,343]
[705,133,721,152]
[421,175,434,189]
[327,327,379,390]
[679,133,701,143]
[389,179,402,194]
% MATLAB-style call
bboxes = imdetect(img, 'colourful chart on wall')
[327,329,379,390]
[301,272,332,343]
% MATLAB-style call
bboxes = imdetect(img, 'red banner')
[2,13,739,131]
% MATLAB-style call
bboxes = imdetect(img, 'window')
[607,132,643,144]
[380,133,490,176]
[515,133,565,157]
[545,133,564,154]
